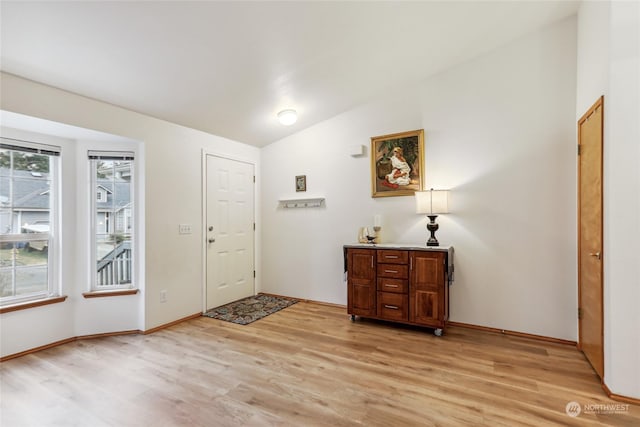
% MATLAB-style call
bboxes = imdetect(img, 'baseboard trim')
[1,313,202,361]
[602,382,640,405]
[143,312,202,335]
[447,321,577,346]
[258,292,347,309]
[77,330,142,340]
[0,329,141,362]
[1,337,77,362]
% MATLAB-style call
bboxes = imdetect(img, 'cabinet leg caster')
[434,328,443,337]
[350,315,356,321]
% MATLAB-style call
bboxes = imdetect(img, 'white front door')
[205,155,255,310]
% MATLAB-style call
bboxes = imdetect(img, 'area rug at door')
[204,294,298,325]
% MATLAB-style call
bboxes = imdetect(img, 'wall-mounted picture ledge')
[278,198,325,208]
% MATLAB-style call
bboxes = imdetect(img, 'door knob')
[589,252,601,260]
[208,238,215,243]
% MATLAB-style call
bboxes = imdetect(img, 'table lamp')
[415,189,449,246]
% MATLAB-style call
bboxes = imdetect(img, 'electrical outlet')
[160,290,167,303]
[178,224,192,235]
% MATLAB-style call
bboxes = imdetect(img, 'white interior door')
[206,155,255,310]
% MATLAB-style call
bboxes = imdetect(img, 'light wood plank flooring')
[1,301,638,426]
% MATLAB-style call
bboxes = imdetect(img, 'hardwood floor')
[1,301,638,426]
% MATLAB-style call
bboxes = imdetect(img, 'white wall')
[577,0,640,401]
[261,17,578,341]
[1,72,261,357]
[576,0,610,113]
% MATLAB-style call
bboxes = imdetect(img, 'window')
[0,138,60,305]
[89,151,135,290]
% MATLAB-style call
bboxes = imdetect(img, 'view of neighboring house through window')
[0,138,60,305]
[90,151,134,290]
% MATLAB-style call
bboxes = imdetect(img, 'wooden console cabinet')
[345,244,453,336]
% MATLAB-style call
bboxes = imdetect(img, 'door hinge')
[577,144,581,156]
[578,307,583,320]
[253,175,256,183]
[253,270,256,278]
[253,222,256,231]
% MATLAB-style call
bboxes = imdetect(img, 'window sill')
[0,295,68,314]
[82,289,139,299]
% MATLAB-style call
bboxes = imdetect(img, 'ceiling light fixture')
[277,109,297,126]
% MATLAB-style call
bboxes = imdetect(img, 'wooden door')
[347,249,376,316]
[577,96,604,379]
[410,251,445,327]
[206,155,255,310]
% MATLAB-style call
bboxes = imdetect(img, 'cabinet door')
[347,249,376,316]
[410,252,446,326]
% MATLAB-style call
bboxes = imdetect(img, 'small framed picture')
[295,175,306,192]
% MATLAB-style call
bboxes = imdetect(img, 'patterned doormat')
[203,294,298,325]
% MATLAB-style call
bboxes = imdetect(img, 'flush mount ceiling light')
[277,109,297,126]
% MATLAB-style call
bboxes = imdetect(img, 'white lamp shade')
[277,109,297,126]
[415,190,449,214]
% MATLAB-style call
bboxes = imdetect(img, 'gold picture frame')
[371,129,424,198]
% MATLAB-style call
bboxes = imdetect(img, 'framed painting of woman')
[371,129,424,198]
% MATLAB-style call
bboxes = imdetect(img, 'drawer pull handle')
[385,270,398,274]
[385,255,398,259]
[384,305,399,310]
[384,284,399,288]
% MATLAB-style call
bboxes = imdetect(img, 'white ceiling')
[0,1,579,147]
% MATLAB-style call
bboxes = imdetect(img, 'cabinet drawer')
[377,250,408,264]
[377,278,408,294]
[377,263,408,279]
[377,292,408,322]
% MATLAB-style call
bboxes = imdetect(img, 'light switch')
[178,224,192,234]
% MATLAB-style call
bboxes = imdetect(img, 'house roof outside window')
[0,167,130,211]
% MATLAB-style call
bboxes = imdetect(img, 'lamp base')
[426,215,439,247]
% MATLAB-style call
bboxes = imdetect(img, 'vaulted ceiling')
[1,1,579,147]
